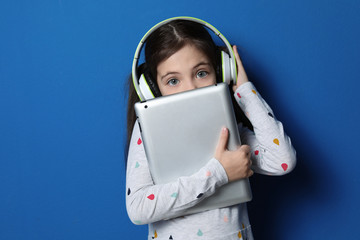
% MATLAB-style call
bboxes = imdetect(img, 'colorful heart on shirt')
[281,163,288,171]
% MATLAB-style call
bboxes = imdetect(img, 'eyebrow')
[160,71,179,82]
[193,62,212,69]
[160,62,212,82]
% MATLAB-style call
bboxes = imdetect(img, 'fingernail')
[222,127,227,132]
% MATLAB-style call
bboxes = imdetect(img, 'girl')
[126,17,296,240]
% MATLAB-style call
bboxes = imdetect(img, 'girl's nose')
[183,79,197,91]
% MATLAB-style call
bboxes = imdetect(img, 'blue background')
[1,0,359,239]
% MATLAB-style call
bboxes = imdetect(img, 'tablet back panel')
[135,83,252,215]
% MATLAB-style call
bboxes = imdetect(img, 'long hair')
[126,20,252,156]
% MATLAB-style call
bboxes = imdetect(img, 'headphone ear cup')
[138,73,155,100]
[220,50,232,84]
[137,63,162,100]
[143,69,162,98]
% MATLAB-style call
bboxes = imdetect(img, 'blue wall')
[1,0,359,239]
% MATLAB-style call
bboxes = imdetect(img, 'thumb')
[215,127,229,160]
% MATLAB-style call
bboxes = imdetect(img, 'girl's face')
[156,44,216,96]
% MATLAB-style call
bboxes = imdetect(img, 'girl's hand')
[232,45,249,92]
[214,127,254,182]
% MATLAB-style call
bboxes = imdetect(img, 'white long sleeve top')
[126,82,296,240]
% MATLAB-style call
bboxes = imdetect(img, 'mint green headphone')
[132,16,238,101]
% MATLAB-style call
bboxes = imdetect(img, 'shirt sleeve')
[125,121,229,225]
[234,82,296,175]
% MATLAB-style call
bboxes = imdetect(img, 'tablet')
[134,83,252,215]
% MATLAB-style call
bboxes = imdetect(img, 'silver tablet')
[135,83,252,215]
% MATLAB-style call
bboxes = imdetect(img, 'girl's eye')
[196,71,208,78]
[167,78,179,86]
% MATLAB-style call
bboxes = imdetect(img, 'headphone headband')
[132,16,237,101]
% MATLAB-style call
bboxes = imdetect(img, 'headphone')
[132,16,237,101]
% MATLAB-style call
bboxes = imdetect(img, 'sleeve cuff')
[205,158,229,186]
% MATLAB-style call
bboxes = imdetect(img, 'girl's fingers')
[214,127,229,160]
[232,45,249,89]
[233,45,242,66]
